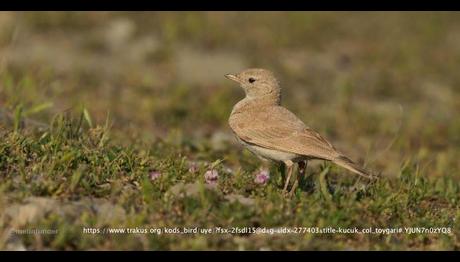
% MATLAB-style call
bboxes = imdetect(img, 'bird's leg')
[283,160,294,193]
[289,160,307,196]
[289,178,298,196]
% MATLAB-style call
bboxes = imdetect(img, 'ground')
[0,12,459,250]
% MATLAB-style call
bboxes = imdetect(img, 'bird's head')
[225,68,281,99]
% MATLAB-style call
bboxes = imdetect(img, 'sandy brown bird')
[225,68,374,195]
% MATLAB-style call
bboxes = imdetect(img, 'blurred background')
[0,11,459,180]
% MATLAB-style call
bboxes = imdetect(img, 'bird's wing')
[229,106,339,160]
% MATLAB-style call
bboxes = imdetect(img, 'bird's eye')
[248,78,256,83]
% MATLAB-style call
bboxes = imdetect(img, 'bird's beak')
[225,74,240,83]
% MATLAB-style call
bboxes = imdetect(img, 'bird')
[225,68,375,195]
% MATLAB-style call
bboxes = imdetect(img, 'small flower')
[149,170,162,181]
[204,169,219,185]
[254,169,270,185]
[188,162,199,174]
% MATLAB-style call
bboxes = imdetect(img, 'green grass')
[0,11,459,250]
[0,115,458,250]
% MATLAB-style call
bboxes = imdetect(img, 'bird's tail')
[333,155,377,180]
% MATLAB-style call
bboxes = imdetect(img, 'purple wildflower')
[204,169,219,185]
[254,169,270,185]
[149,170,162,181]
